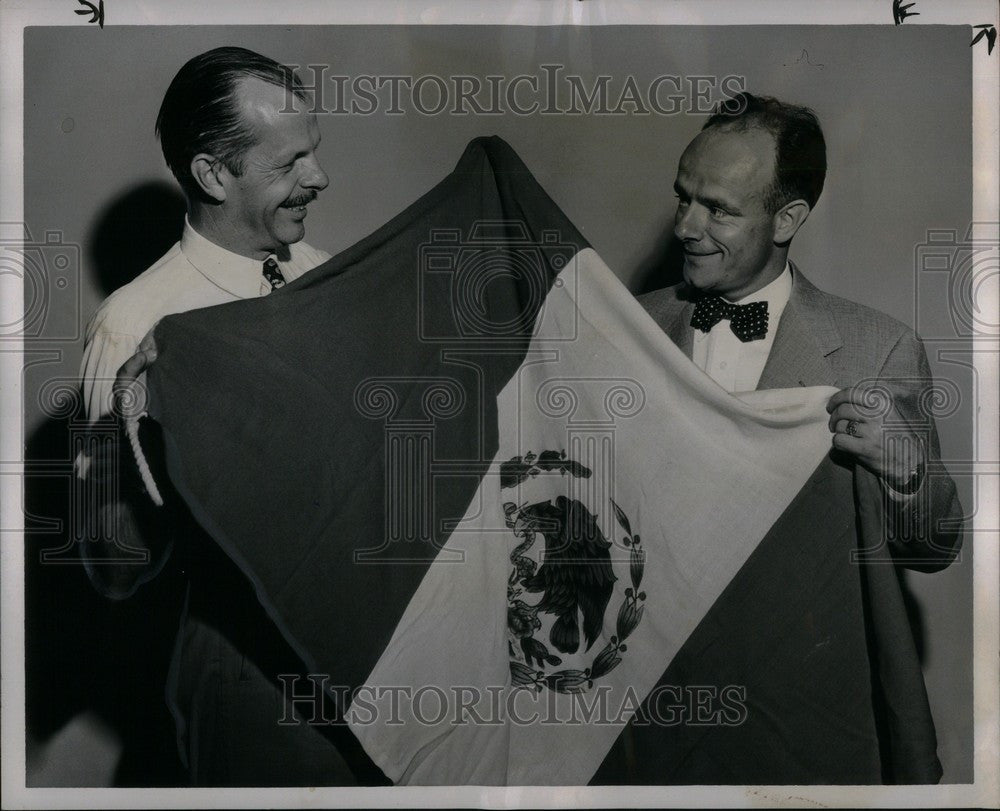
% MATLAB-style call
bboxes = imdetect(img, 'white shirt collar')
[179,216,273,299]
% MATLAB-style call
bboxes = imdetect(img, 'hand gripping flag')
[145,137,941,785]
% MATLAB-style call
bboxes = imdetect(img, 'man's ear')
[772,199,811,245]
[190,154,227,203]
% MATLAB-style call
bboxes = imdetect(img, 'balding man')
[632,92,962,783]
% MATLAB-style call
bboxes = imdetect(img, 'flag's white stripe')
[349,249,836,785]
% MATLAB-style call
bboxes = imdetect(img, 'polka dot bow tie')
[690,296,769,342]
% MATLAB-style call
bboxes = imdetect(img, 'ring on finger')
[845,419,861,438]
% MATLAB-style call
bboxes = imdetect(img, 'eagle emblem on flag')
[502,451,646,694]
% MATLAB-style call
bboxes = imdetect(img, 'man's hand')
[112,330,158,420]
[826,384,925,491]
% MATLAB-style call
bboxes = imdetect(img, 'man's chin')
[273,223,306,248]
[681,264,711,293]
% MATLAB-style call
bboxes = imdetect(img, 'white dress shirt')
[79,217,331,422]
[691,263,792,394]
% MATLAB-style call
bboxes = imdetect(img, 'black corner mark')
[892,0,919,25]
[971,25,997,55]
[890,2,996,58]
[75,0,105,29]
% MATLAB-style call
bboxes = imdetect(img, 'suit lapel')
[758,264,842,389]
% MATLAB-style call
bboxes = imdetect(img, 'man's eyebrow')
[703,195,740,213]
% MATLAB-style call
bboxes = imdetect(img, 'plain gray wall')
[23,24,973,781]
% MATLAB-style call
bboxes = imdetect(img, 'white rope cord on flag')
[119,376,164,507]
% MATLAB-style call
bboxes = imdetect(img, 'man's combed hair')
[155,46,308,200]
[703,92,827,214]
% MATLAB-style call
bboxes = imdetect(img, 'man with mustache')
[76,47,377,785]
[634,92,963,782]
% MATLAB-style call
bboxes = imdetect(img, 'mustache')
[281,193,318,208]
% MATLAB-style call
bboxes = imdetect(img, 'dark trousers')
[166,542,388,786]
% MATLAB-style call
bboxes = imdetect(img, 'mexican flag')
[145,137,939,785]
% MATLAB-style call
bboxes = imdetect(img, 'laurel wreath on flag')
[509,496,646,694]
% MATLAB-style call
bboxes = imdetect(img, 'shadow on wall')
[24,416,187,787]
[89,181,187,296]
[24,181,188,786]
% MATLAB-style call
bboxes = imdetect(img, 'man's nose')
[674,202,705,242]
[302,156,329,191]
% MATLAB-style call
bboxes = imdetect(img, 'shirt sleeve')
[79,319,143,423]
